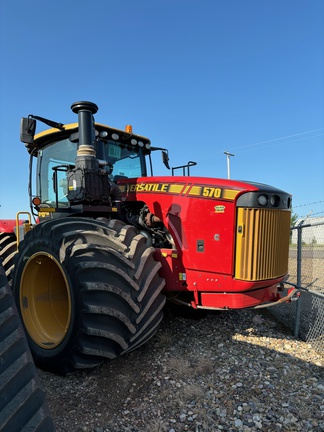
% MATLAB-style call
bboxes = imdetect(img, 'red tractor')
[0,102,293,374]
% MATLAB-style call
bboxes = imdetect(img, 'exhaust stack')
[71,101,98,165]
[67,101,111,205]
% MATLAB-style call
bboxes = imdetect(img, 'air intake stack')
[67,101,111,205]
[71,101,98,164]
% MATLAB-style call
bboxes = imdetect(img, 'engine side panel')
[118,176,291,309]
[119,177,248,275]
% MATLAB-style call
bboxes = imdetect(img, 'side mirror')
[20,117,36,143]
[162,150,170,170]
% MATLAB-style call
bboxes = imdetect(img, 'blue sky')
[0,0,323,219]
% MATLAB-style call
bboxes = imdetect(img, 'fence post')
[294,221,303,337]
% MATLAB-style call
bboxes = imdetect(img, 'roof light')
[125,124,133,133]
[145,143,151,149]
[131,139,137,145]
[112,133,119,140]
[138,141,144,147]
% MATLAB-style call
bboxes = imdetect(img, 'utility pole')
[224,151,234,179]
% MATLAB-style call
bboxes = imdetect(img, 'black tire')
[0,263,55,431]
[0,232,17,282]
[12,217,166,374]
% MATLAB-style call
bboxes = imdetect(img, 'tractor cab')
[20,102,169,218]
[33,124,149,208]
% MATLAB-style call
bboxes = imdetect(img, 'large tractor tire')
[12,217,166,374]
[0,262,55,431]
[0,232,17,282]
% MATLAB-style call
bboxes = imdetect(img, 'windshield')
[106,140,144,179]
[37,138,147,205]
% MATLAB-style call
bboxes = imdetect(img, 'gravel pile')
[39,308,324,432]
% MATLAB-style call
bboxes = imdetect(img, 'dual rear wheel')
[0,232,16,281]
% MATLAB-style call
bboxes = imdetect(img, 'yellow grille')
[235,208,291,281]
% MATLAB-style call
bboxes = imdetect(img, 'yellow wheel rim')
[20,252,72,349]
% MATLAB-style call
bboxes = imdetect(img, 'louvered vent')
[235,208,291,281]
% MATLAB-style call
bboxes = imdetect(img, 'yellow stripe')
[168,184,184,194]
[222,189,240,200]
[121,182,239,201]
[188,186,202,195]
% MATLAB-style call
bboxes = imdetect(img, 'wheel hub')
[20,252,71,349]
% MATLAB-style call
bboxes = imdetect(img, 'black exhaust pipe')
[71,101,98,162]
[67,101,111,206]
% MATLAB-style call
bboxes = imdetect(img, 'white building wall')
[291,216,324,245]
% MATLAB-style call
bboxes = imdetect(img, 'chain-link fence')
[271,219,324,355]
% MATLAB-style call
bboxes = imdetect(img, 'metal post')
[294,221,303,337]
[224,151,234,179]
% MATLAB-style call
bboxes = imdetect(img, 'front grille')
[235,208,291,281]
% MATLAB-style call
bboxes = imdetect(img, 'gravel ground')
[39,307,324,432]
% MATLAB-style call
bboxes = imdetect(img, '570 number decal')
[202,187,222,198]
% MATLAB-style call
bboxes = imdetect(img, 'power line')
[299,210,324,218]
[294,200,324,208]
[198,127,324,167]
[232,129,324,152]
